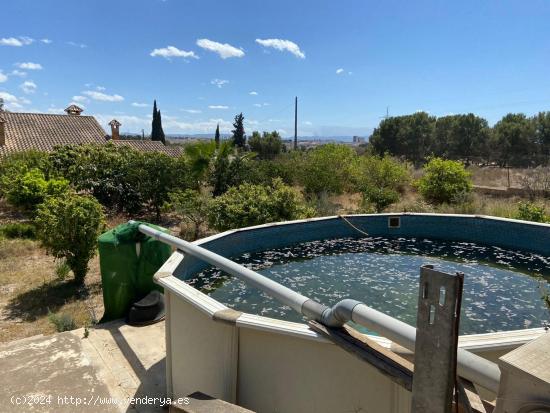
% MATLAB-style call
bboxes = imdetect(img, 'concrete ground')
[0,320,166,413]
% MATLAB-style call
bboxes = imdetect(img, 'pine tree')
[214,123,220,148]
[231,113,246,148]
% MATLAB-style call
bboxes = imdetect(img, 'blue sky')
[1,0,549,137]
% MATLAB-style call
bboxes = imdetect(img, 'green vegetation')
[352,155,410,212]
[248,131,284,160]
[298,144,356,194]
[515,202,547,223]
[370,111,550,167]
[3,168,69,211]
[231,112,246,148]
[416,158,472,204]
[208,179,314,231]
[0,222,36,239]
[167,189,211,240]
[48,311,76,332]
[151,99,166,144]
[35,194,105,285]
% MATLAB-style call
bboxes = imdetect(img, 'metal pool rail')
[132,221,501,393]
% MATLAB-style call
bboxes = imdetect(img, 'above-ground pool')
[159,214,550,413]
[188,236,550,335]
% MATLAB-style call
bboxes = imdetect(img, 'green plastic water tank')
[98,221,172,322]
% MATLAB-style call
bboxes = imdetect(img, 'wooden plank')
[457,378,488,413]
[308,320,413,391]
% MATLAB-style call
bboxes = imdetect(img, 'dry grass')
[0,237,104,343]
[467,166,530,188]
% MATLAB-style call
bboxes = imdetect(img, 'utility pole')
[294,96,298,150]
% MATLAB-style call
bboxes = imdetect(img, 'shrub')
[298,144,356,195]
[36,194,105,285]
[3,168,69,211]
[166,189,212,240]
[352,155,410,212]
[48,311,76,332]
[208,179,315,231]
[49,144,143,213]
[245,159,295,186]
[248,131,284,160]
[55,259,71,280]
[0,150,50,196]
[0,222,36,239]
[416,158,472,204]
[515,202,547,223]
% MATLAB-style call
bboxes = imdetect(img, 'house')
[0,105,181,157]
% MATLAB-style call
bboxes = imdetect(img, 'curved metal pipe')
[134,222,501,393]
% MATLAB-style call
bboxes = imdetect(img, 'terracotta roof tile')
[0,112,182,157]
[0,112,106,156]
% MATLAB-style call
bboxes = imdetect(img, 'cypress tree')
[151,100,166,145]
[157,110,166,145]
[215,123,220,148]
[151,100,158,140]
[231,113,246,148]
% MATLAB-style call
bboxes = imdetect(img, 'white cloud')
[0,36,34,47]
[96,86,106,91]
[10,70,27,77]
[72,95,89,103]
[249,91,258,96]
[253,102,270,108]
[211,78,229,88]
[40,38,52,44]
[47,107,65,114]
[196,38,244,59]
[208,105,229,109]
[150,45,198,60]
[15,62,43,70]
[67,41,87,48]
[69,102,85,109]
[0,92,29,110]
[303,121,313,126]
[336,68,344,74]
[181,109,202,114]
[83,90,124,102]
[0,72,7,83]
[255,38,305,59]
[131,102,149,107]
[20,80,37,94]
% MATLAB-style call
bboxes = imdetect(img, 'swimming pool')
[187,236,550,334]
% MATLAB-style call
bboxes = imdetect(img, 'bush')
[0,150,50,195]
[352,155,410,212]
[3,168,69,211]
[208,179,315,231]
[55,259,71,280]
[416,158,472,204]
[245,158,295,186]
[0,222,36,239]
[248,131,284,160]
[35,194,105,285]
[166,189,212,240]
[515,202,547,223]
[298,144,356,195]
[48,311,76,332]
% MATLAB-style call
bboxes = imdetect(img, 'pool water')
[187,237,550,334]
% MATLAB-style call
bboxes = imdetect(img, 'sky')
[0,0,549,138]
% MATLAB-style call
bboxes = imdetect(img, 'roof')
[111,139,183,156]
[0,111,106,156]
[0,111,183,157]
